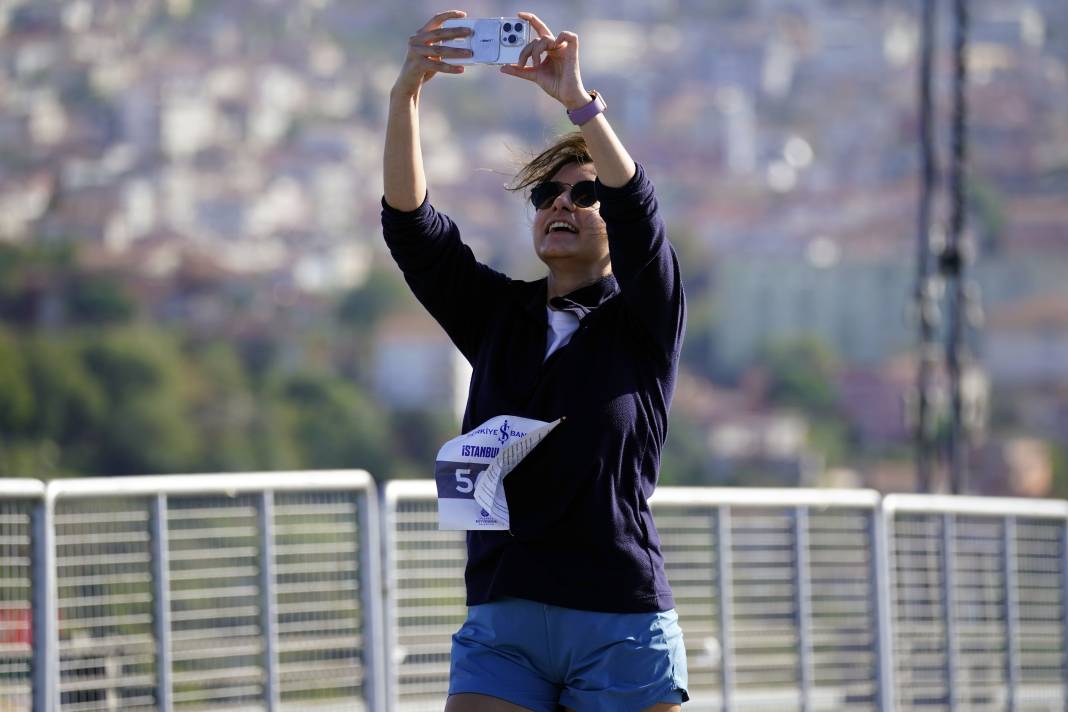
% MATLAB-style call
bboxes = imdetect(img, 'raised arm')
[501,13,684,360]
[382,12,514,362]
[383,11,472,211]
[500,12,635,188]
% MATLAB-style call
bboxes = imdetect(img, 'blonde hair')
[508,132,593,196]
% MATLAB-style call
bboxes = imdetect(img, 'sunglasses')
[529,180,598,211]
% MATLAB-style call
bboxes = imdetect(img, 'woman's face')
[531,161,609,269]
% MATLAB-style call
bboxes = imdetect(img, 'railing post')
[380,486,399,712]
[31,496,56,712]
[871,504,896,712]
[941,513,959,712]
[1062,519,1068,712]
[358,485,386,712]
[716,506,735,712]
[793,507,813,712]
[256,492,280,712]
[1001,517,1019,712]
[149,494,173,712]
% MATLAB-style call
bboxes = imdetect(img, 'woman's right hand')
[392,10,474,99]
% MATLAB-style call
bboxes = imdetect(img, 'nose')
[551,188,574,211]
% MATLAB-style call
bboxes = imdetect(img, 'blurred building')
[707,412,822,487]
[713,241,1068,372]
[712,241,914,370]
[972,437,1054,497]
[373,313,472,422]
[984,296,1068,440]
[672,370,824,487]
[985,297,1068,387]
[835,358,915,446]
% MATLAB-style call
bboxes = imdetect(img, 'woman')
[382,10,688,712]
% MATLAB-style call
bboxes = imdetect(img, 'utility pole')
[944,0,972,494]
[914,0,939,494]
[914,0,979,494]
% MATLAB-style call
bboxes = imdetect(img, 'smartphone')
[440,17,531,65]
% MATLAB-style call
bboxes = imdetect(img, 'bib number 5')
[454,469,474,494]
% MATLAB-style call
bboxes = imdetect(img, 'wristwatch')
[566,90,606,126]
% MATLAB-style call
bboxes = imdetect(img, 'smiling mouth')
[546,220,578,235]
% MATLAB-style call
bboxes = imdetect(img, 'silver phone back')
[441,18,529,65]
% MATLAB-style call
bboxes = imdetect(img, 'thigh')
[446,693,539,712]
[556,608,688,712]
[449,600,561,712]
[563,706,679,712]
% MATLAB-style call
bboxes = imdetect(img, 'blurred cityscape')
[1,0,1066,495]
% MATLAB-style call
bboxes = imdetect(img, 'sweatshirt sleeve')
[596,163,686,363]
[381,195,511,363]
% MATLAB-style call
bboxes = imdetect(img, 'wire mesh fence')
[272,490,369,708]
[2,477,1067,712]
[808,506,880,707]
[885,495,1068,712]
[1016,517,1068,709]
[54,496,157,711]
[0,473,381,712]
[631,489,886,712]
[166,493,264,709]
[381,485,1067,712]
[381,482,466,712]
[0,481,41,712]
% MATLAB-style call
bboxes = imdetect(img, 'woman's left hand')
[500,12,592,111]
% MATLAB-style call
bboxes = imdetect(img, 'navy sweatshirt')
[381,164,685,613]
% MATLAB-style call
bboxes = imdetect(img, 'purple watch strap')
[567,91,606,126]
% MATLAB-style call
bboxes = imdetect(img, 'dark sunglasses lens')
[571,181,597,207]
[531,182,565,209]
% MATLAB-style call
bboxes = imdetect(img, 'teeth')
[547,221,577,233]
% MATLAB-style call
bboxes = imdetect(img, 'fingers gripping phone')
[440,17,531,65]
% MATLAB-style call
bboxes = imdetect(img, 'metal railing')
[1,479,43,712]
[885,495,1068,712]
[4,476,1067,712]
[2,472,383,712]
[650,488,890,712]
[381,482,466,712]
[382,483,1068,712]
[381,484,893,712]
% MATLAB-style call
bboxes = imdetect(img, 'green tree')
[236,334,279,385]
[659,410,709,486]
[967,177,1007,256]
[758,337,840,415]
[1051,443,1068,499]
[387,408,458,479]
[247,396,302,471]
[337,266,412,329]
[185,341,260,472]
[670,225,717,380]
[78,329,199,475]
[681,298,717,380]
[65,273,136,325]
[756,337,854,468]
[19,335,107,476]
[0,327,33,435]
[24,336,106,442]
[273,370,392,478]
[0,243,76,325]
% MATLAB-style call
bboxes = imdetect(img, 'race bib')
[435,414,563,530]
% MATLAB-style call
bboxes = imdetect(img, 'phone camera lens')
[508,34,517,43]
[514,22,523,33]
[502,22,512,32]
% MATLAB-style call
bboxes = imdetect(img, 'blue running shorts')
[449,597,689,711]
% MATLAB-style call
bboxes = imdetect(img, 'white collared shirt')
[544,306,581,360]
